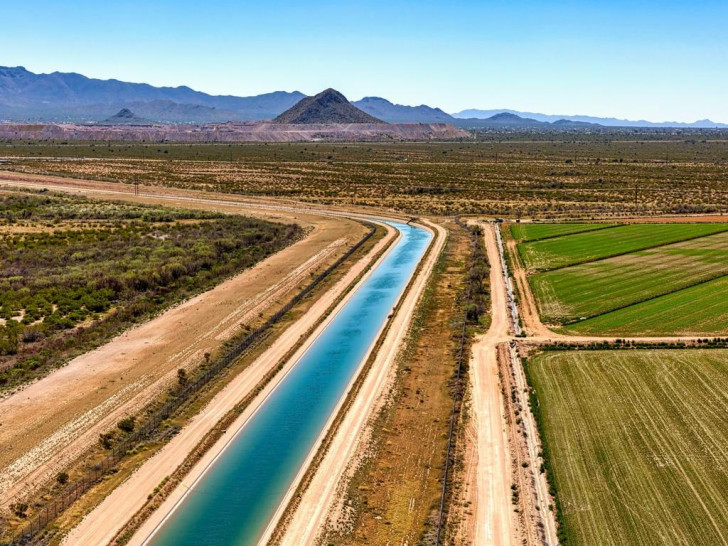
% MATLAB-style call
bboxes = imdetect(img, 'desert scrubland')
[1,131,727,545]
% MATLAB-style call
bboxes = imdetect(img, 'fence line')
[434,217,479,544]
[4,223,375,546]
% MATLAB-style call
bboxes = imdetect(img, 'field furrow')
[530,231,728,323]
[510,223,616,242]
[518,223,728,271]
[527,349,728,546]
[564,275,728,335]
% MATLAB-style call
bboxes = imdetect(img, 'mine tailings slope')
[0,121,469,141]
[142,222,432,546]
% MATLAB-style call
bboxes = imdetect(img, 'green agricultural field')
[565,275,728,336]
[518,223,728,271]
[527,349,728,546]
[0,191,302,389]
[510,222,614,242]
[530,231,728,323]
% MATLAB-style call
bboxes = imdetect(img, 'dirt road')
[505,236,551,337]
[64,224,398,546]
[506,343,559,545]
[461,223,516,546]
[86,223,395,545]
[0,173,365,512]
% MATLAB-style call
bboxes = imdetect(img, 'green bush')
[117,417,136,433]
[0,192,303,391]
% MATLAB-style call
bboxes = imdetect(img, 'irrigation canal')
[146,221,432,545]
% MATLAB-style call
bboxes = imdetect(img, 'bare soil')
[0,122,468,142]
[74,223,398,546]
[0,173,365,514]
[454,223,518,546]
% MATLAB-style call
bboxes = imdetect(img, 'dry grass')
[323,220,470,544]
[2,136,727,218]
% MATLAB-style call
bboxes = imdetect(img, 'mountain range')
[0,66,725,128]
[453,108,728,129]
[353,97,452,123]
[0,66,304,122]
[451,112,600,129]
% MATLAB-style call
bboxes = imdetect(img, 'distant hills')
[0,66,304,122]
[452,112,601,129]
[275,89,382,124]
[0,66,725,128]
[101,108,151,125]
[453,108,728,129]
[353,97,452,123]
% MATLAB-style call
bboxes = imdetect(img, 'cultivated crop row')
[531,230,728,323]
[526,349,728,545]
[517,223,728,271]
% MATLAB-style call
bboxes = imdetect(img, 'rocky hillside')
[0,121,469,142]
[101,108,153,125]
[274,89,382,124]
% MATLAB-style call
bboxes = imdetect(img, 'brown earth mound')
[274,88,382,124]
[0,121,469,141]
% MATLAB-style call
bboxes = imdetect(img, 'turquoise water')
[147,222,431,546]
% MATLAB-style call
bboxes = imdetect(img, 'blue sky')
[3,0,727,122]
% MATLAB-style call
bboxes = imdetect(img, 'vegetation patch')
[518,223,728,271]
[510,222,615,242]
[0,191,302,390]
[526,349,728,546]
[530,230,728,324]
[512,222,728,335]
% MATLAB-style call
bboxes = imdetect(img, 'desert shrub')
[0,192,302,391]
[99,432,115,449]
[117,417,136,433]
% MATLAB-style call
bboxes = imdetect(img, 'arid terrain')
[2,134,727,218]
[3,0,726,543]
[0,121,468,142]
[66,218,399,546]
[1,134,726,546]
[0,173,378,541]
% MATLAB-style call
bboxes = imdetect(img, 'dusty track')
[274,220,445,546]
[458,222,564,546]
[0,173,366,513]
[65,223,398,546]
[467,220,722,546]
[462,223,517,546]
[505,236,552,337]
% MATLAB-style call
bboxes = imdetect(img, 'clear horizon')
[2,0,727,123]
